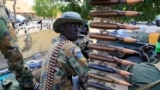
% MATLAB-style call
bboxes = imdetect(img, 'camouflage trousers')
[0,19,36,89]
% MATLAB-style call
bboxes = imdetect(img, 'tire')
[120,56,143,70]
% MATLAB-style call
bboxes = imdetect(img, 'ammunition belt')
[44,40,72,90]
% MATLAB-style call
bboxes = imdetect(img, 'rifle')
[88,73,131,86]
[88,44,138,54]
[89,33,137,43]
[88,64,132,76]
[88,81,113,90]
[88,53,135,65]
[90,10,141,17]
[90,0,143,5]
[90,22,140,30]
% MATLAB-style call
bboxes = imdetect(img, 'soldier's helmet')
[53,11,86,33]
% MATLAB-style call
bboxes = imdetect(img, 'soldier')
[40,11,89,90]
[75,23,92,60]
[0,0,39,90]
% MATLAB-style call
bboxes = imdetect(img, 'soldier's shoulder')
[61,42,80,56]
[62,42,78,50]
[52,37,59,43]
[0,18,7,26]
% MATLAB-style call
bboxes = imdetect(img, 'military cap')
[53,11,86,33]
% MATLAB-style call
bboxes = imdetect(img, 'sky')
[23,0,34,6]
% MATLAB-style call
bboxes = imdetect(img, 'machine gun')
[88,44,138,54]
[90,22,140,30]
[89,33,138,43]
[90,10,142,17]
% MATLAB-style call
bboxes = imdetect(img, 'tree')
[32,0,62,18]
[59,0,160,22]
[111,0,160,22]
[59,0,95,20]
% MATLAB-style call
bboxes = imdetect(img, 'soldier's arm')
[0,18,8,38]
[68,46,90,90]
[0,19,38,89]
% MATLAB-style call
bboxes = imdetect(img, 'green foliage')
[112,0,160,22]
[32,0,61,18]
[59,0,95,20]
[33,0,160,22]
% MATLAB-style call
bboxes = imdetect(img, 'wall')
[17,30,59,59]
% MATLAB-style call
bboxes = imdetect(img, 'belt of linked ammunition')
[44,40,72,90]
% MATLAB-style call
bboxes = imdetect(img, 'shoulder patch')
[76,52,83,59]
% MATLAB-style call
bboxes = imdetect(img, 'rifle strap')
[137,79,160,90]
[137,62,160,90]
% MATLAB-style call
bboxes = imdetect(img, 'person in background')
[0,0,39,90]
[75,22,92,60]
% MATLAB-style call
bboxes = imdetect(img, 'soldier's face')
[63,22,82,41]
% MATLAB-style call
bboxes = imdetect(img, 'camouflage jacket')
[74,35,92,50]
[40,35,89,90]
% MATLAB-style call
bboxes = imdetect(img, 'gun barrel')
[90,0,143,5]
[89,54,117,63]
[89,54,135,65]
[88,81,114,90]
[88,73,131,86]
[89,33,137,43]
[89,64,117,73]
[90,10,141,17]
[88,44,138,54]
[118,69,133,76]
[90,22,140,30]
[89,64,132,76]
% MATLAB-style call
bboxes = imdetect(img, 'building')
[5,0,35,17]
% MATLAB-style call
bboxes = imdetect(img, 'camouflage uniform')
[40,35,89,90]
[0,1,37,89]
[75,35,90,50]
[75,35,92,59]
